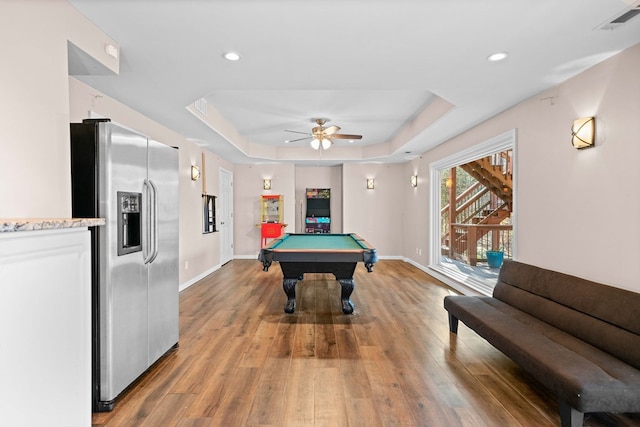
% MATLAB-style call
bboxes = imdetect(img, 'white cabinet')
[0,227,92,427]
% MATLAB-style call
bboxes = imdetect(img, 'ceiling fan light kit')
[222,51,241,61]
[285,118,362,150]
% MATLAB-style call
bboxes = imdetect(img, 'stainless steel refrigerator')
[70,119,179,411]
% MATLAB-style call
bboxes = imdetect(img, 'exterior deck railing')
[449,223,513,266]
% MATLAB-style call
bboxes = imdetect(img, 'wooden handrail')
[474,202,509,225]
[449,223,512,266]
[440,182,483,216]
[450,224,512,230]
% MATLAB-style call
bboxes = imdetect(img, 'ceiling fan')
[285,118,362,150]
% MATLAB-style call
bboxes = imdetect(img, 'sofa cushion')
[496,260,640,335]
[444,295,640,413]
[494,260,640,369]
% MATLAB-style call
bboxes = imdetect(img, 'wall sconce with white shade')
[366,178,375,190]
[263,179,272,190]
[411,175,418,187]
[191,165,201,181]
[571,117,595,149]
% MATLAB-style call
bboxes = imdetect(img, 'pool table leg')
[283,278,298,313]
[338,279,355,314]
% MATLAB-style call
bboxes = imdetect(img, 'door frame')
[219,167,233,265]
[428,129,517,295]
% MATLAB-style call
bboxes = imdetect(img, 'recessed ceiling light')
[223,51,241,61]
[487,51,508,62]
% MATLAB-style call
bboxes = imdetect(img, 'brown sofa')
[443,260,640,427]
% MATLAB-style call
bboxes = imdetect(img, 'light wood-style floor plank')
[92,259,640,426]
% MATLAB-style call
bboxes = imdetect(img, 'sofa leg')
[448,313,459,334]
[559,399,584,427]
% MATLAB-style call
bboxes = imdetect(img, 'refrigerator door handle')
[148,179,159,263]
[143,179,154,264]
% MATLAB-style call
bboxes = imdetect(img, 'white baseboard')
[179,264,221,292]
[403,258,488,296]
[234,254,260,260]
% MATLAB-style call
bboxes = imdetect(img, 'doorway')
[219,168,233,265]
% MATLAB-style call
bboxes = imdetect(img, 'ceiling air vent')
[597,1,640,30]
[194,97,208,116]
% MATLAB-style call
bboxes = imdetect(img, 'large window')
[429,130,516,295]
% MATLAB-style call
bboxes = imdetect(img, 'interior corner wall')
[69,77,233,287]
[342,163,404,256]
[0,1,116,217]
[407,42,640,292]
[233,164,296,257]
[402,159,429,265]
[294,166,343,234]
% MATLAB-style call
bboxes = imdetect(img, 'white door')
[219,168,233,264]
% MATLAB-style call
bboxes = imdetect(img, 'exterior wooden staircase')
[442,151,513,265]
[460,153,512,206]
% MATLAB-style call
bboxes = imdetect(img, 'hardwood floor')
[92,259,640,427]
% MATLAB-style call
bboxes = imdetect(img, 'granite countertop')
[0,218,105,232]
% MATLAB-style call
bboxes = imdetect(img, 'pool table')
[259,233,378,314]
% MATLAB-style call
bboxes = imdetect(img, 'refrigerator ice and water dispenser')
[117,191,142,255]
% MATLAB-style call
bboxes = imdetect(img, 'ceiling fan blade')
[330,134,362,140]
[324,125,340,135]
[285,129,311,135]
[286,136,312,143]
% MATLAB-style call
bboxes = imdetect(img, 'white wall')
[404,42,640,292]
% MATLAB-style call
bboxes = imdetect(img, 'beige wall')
[0,0,118,217]
[402,157,429,264]
[69,78,233,287]
[233,164,296,256]
[232,163,404,258]
[230,162,417,260]
[1,1,225,288]
[3,1,638,293]
[294,166,343,234]
[404,42,640,291]
[342,163,405,256]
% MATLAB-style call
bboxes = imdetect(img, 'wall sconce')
[366,178,375,190]
[263,179,271,190]
[571,117,595,149]
[411,175,418,187]
[191,165,201,181]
